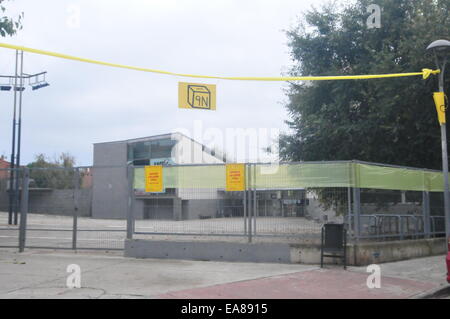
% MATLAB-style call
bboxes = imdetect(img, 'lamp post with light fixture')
[426,39,450,245]
[0,50,50,225]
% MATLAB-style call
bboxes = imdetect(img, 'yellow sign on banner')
[145,166,164,193]
[433,92,446,125]
[226,164,246,192]
[178,82,216,110]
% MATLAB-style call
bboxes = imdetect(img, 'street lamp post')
[1,50,49,225]
[427,39,450,245]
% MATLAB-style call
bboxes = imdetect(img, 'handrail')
[359,214,445,240]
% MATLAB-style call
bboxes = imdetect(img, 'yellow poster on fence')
[226,164,246,192]
[145,166,163,193]
[178,82,216,111]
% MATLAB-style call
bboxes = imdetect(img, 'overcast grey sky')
[0,0,330,165]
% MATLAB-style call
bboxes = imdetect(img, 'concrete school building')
[91,132,311,221]
[92,132,227,220]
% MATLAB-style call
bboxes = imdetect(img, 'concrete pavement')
[160,268,436,299]
[0,248,447,299]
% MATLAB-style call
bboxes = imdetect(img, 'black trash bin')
[320,223,347,269]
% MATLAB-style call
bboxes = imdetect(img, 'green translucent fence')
[356,163,445,192]
[133,161,447,192]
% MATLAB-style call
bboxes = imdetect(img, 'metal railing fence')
[0,161,447,252]
[0,166,126,251]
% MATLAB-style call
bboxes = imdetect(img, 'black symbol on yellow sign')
[187,85,211,109]
[178,82,216,111]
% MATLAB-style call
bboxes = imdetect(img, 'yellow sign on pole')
[145,166,164,193]
[178,82,216,111]
[433,92,447,125]
[226,164,246,192]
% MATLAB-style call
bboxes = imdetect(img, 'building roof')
[0,158,11,168]
[93,133,175,146]
[93,132,231,163]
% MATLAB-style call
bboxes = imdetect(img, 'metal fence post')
[14,167,20,225]
[253,164,257,236]
[127,164,135,240]
[430,216,435,237]
[18,167,29,252]
[352,187,361,240]
[14,51,24,226]
[248,164,253,243]
[8,50,19,226]
[399,216,404,240]
[243,164,247,236]
[72,168,80,250]
[423,191,431,238]
[413,216,419,239]
[347,187,352,237]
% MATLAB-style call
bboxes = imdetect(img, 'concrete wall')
[0,190,8,210]
[28,189,92,217]
[125,238,447,266]
[131,198,218,220]
[132,199,145,219]
[92,142,128,219]
[186,199,218,219]
[125,240,291,263]
[0,189,92,217]
[349,238,447,266]
[290,238,447,266]
[178,188,220,200]
[141,199,174,220]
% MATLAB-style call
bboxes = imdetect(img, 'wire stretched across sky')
[0,42,441,82]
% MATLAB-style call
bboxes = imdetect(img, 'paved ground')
[0,248,447,299]
[425,287,450,299]
[0,213,448,299]
[0,212,126,250]
[0,212,322,234]
[0,212,322,250]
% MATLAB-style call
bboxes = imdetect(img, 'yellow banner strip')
[0,42,440,82]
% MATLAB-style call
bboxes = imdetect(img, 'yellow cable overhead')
[0,42,440,82]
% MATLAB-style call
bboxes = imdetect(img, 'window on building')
[127,138,177,165]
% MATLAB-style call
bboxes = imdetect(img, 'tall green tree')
[0,0,22,37]
[280,0,450,170]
